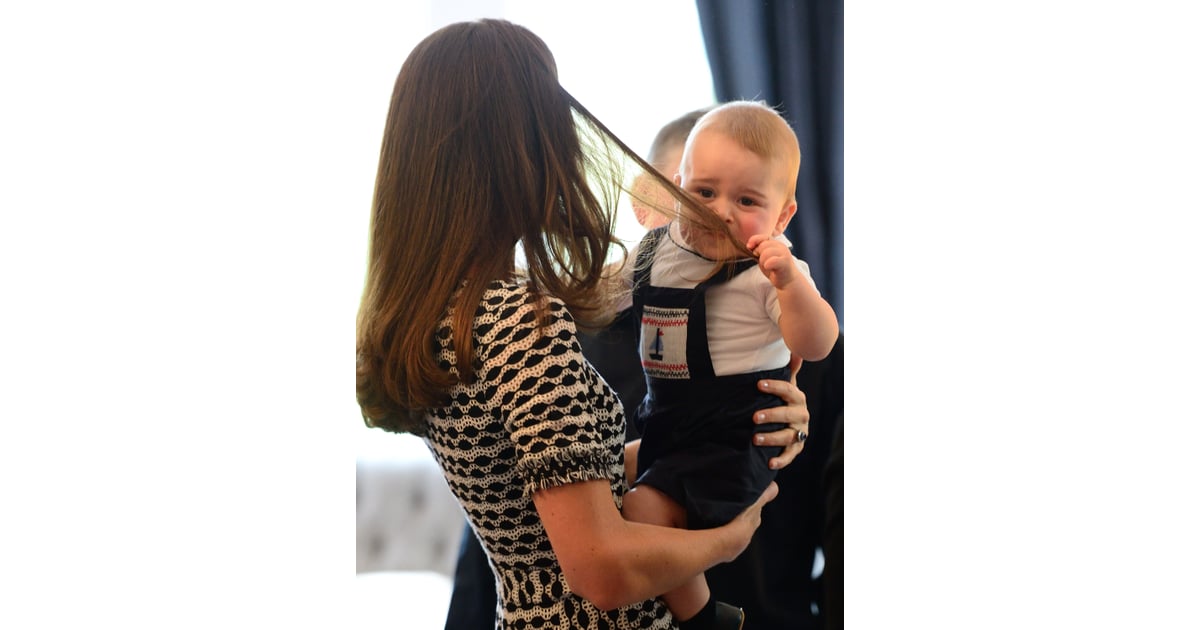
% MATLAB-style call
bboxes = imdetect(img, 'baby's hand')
[747,234,797,290]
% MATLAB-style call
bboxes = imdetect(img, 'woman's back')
[423,279,673,630]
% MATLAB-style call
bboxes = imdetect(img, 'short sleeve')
[487,297,617,496]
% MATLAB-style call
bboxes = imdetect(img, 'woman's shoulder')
[474,278,572,327]
[479,277,531,308]
[479,277,566,307]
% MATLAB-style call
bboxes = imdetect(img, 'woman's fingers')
[753,378,810,469]
[727,481,780,561]
[757,480,780,506]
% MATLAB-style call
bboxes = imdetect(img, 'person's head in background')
[630,106,713,229]
[648,106,715,179]
[676,100,800,260]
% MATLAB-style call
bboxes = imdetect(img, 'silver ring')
[796,429,807,444]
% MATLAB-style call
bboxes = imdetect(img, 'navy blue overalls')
[631,226,790,530]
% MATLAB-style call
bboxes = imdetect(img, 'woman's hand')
[752,377,811,470]
[721,481,780,561]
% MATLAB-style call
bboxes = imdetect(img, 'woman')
[356,19,808,630]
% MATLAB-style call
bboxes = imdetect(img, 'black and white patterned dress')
[423,279,675,630]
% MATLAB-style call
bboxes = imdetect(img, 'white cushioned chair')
[356,432,466,629]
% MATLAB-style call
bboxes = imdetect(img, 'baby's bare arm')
[749,235,840,361]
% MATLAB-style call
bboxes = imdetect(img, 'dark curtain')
[696,0,843,328]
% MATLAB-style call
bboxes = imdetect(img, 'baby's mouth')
[680,224,738,258]
[680,222,718,240]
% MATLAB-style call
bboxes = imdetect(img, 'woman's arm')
[533,479,777,611]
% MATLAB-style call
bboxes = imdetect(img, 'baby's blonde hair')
[687,100,801,201]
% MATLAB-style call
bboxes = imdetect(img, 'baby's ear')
[773,201,798,235]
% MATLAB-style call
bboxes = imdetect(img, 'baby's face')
[676,129,795,259]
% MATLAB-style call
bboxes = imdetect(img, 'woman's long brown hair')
[356,19,741,434]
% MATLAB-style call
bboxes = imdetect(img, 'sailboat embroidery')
[649,328,664,360]
[641,305,689,379]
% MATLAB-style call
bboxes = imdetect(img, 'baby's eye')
[698,189,715,199]
[738,196,758,206]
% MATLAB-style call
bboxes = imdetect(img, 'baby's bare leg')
[622,485,711,621]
